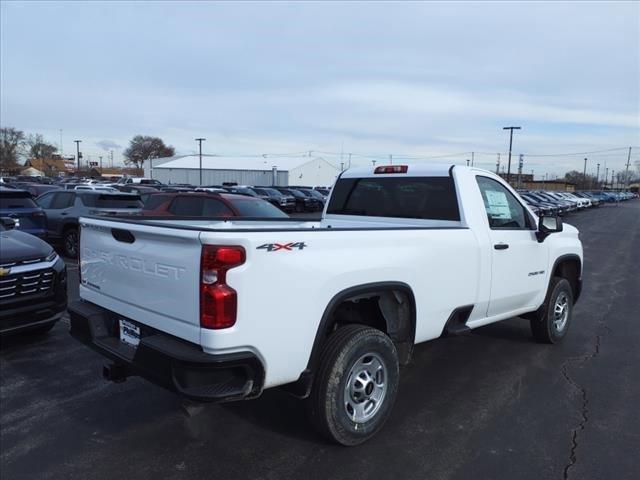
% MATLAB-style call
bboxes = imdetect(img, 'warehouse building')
[143,155,340,186]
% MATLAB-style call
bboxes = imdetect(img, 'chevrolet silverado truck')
[69,164,583,445]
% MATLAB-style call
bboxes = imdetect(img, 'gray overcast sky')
[1,0,639,176]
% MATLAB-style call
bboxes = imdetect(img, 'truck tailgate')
[79,217,202,344]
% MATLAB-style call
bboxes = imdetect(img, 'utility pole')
[583,157,587,189]
[496,153,501,174]
[110,150,114,168]
[604,168,609,189]
[471,152,474,167]
[195,138,206,186]
[624,146,632,190]
[596,163,600,189]
[74,140,82,174]
[611,170,615,190]
[503,126,521,184]
[99,156,103,173]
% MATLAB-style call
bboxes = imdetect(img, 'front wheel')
[530,277,574,344]
[307,324,399,446]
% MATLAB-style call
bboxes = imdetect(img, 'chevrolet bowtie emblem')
[0,267,10,277]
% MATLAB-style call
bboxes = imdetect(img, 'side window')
[36,192,55,209]
[476,176,528,229]
[50,192,75,209]
[202,199,233,216]
[169,197,204,216]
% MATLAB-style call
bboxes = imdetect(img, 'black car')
[0,217,67,335]
[250,187,296,212]
[273,187,321,212]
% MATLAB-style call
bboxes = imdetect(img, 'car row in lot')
[517,189,637,216]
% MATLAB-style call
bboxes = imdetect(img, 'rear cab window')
[326,176,460,221]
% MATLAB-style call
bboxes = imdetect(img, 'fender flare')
[282,282,416,398]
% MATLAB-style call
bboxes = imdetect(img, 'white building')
[143,155,340,186]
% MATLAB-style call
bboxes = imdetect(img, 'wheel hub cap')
[343,353,387,423]
[553,292,569,331]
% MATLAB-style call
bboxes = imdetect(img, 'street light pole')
[74,140,82,174]
[624,147,632,190]
[502,126,521,184]
[195,138,206,186]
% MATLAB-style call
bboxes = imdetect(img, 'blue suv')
[0,187,47,238]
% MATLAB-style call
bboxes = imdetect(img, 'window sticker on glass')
[485,190,512,219]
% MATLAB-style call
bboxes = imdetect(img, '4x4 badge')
[257,242,307,252]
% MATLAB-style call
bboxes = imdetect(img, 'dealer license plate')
[119,319,140,347]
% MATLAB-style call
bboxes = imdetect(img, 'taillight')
[374,165,408,174]
[200,245,246,329]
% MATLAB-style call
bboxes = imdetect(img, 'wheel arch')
[282,282,416,398]
[551,254,582,302]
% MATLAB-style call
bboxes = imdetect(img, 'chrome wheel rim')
[553,292,569,332]
[343,353,387,424]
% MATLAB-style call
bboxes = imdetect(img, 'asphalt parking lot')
[1,201,639,480]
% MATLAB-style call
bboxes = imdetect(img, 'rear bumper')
[68,300,265,402]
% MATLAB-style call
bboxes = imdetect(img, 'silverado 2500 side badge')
[257,242,307,252]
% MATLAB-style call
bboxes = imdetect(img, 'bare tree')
[123,135,175,168]
[25,133,58,160]
[0,127,26,172]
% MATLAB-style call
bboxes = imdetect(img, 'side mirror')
[536,215,563,242]
[0,217,18,230]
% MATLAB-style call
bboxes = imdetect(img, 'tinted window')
[326,176,460,221]
[202,199,233,216]
[143,194,172,210]
[229,199,288,217]
[169,197,204,216]
[50,192,75,209]
[35,192,55,209]
[80,194,142,209]
[476,176,528,229]
[0,193,37,209]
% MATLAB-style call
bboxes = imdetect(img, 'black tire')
[62,227,79,258]
[307,324,399,446]
[530,277,574,344]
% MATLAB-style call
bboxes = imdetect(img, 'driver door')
[476,176,549,317]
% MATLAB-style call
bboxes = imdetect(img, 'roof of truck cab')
[340,163,456,178]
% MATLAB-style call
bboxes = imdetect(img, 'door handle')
[494,243,509,250]
[61,212,68,216]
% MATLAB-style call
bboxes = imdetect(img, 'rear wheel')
[63,227,78,258]
[307,324,399,445]
[530,277,574,344]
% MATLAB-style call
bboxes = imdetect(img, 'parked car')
[35,191,143,257]
[140,192,288,218]
[10,183,61,197]
[0,217,67,335]
[74,185,120,192]
[70,164,582,445]
[116,177,164,187]
[250,187,296,212]
[273,187,321,212]
[0,187,47,237]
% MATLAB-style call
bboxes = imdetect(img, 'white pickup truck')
[70,164,583,445]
